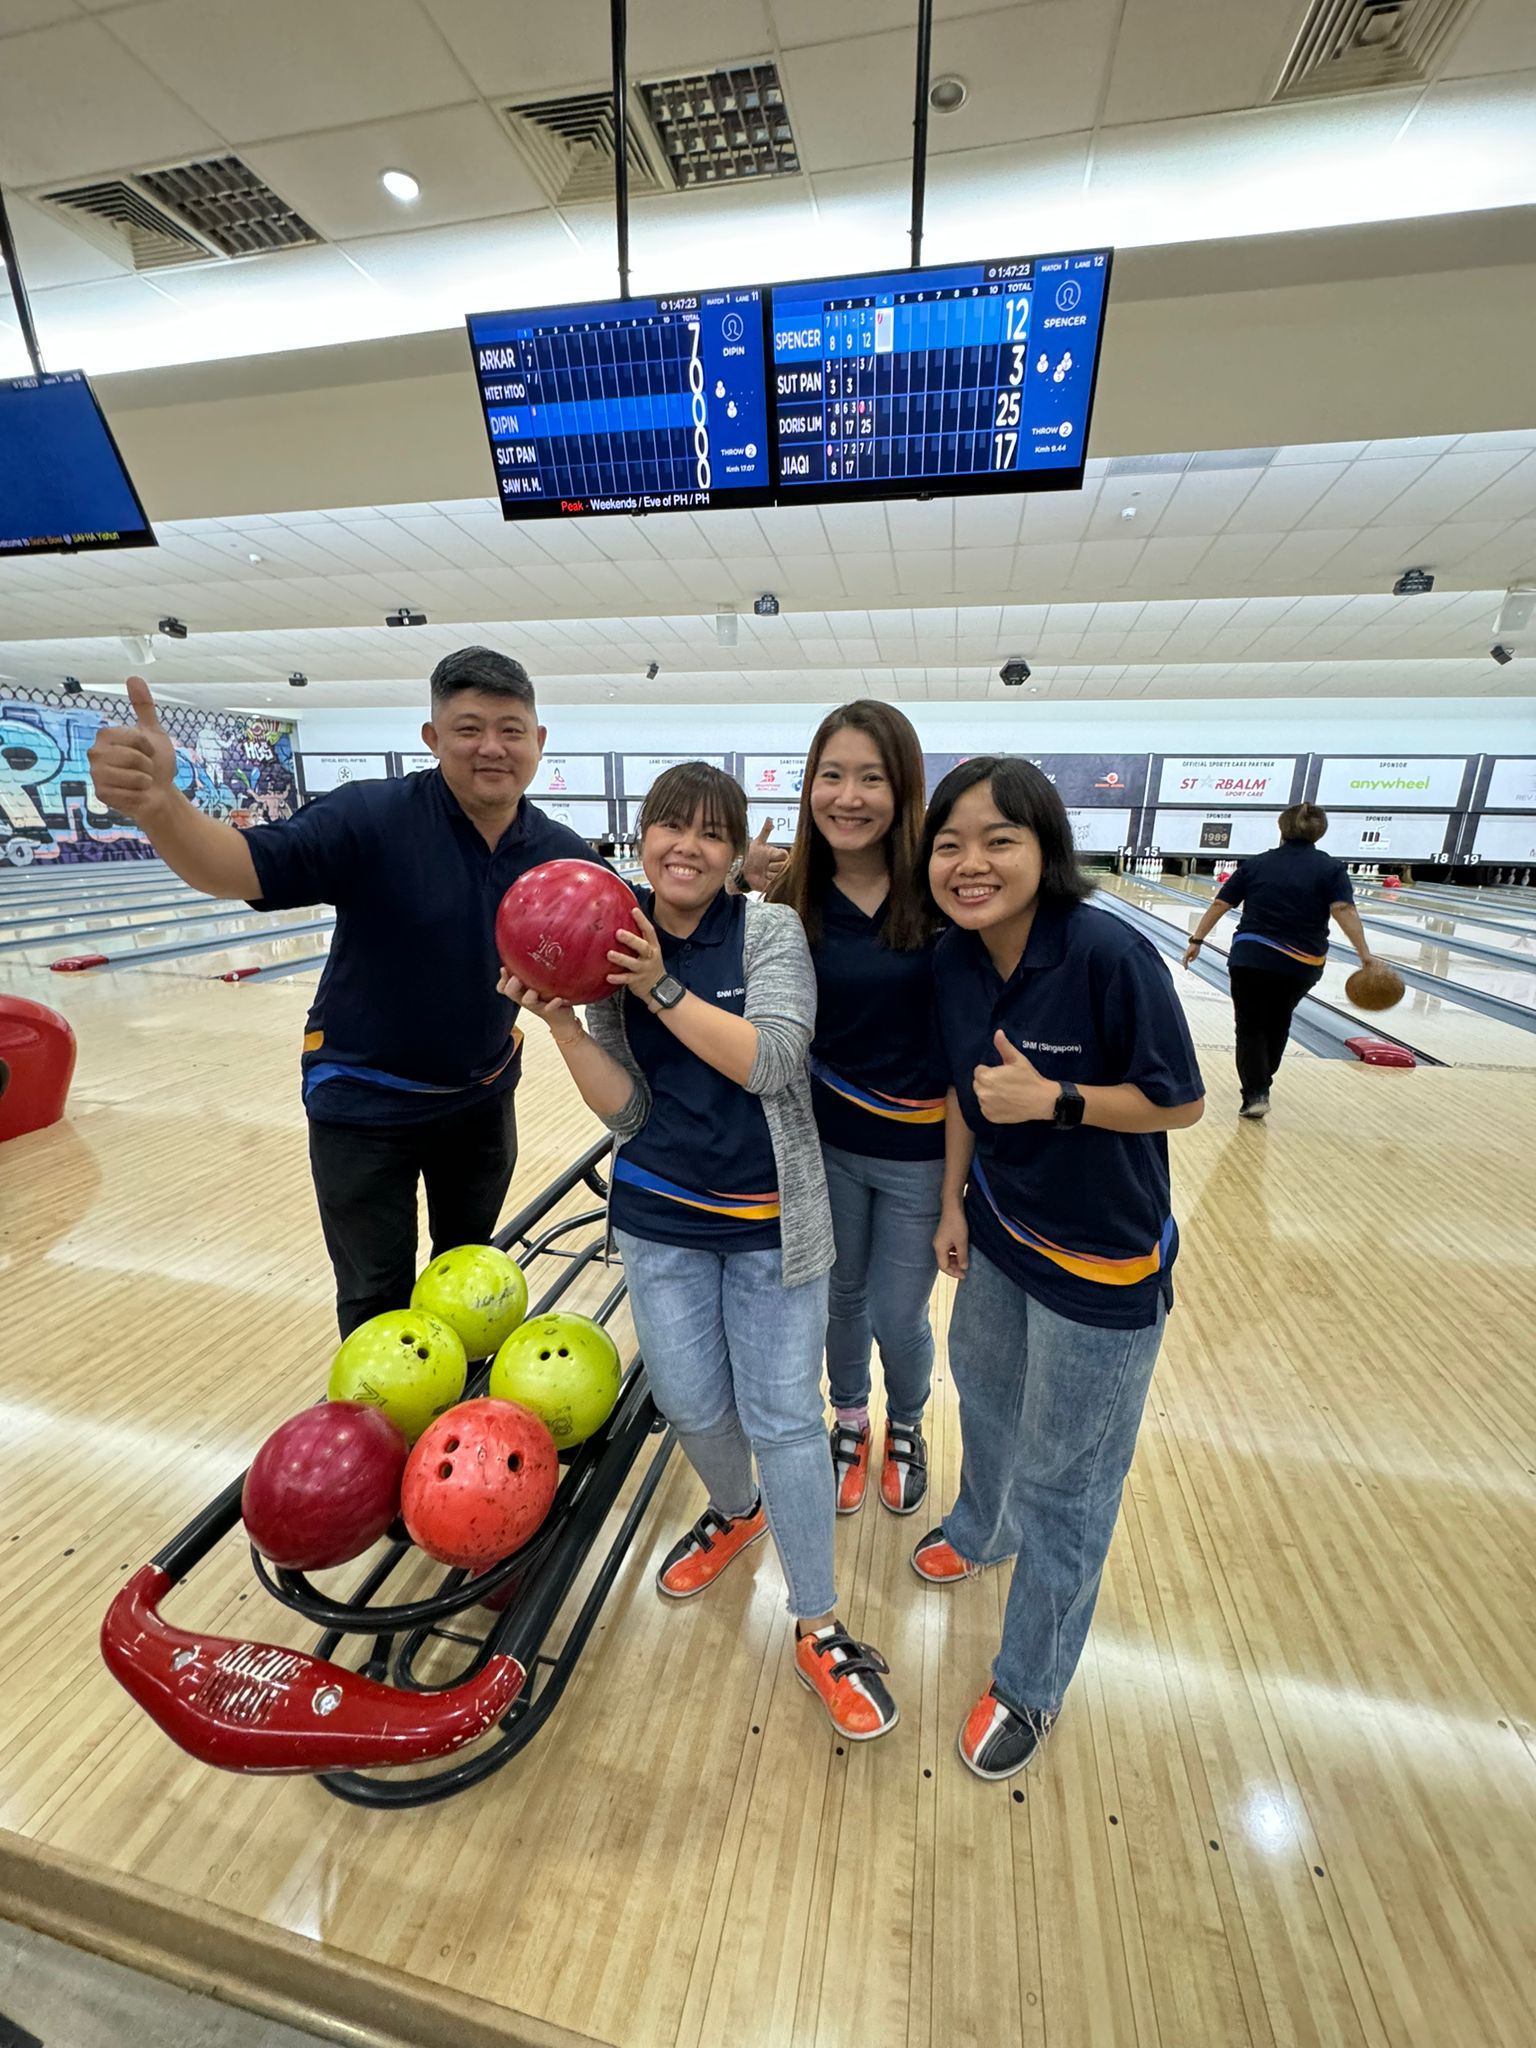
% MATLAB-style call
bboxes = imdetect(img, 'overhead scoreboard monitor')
[0,369,156,556]
[467,288,773,519]
[769,248,1111,501]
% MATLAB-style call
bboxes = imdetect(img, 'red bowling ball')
[242,1403,409,1571]
[401,1398,559,1571]
[495,860,639,1006]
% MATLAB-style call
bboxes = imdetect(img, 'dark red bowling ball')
[495,860,639,1006]
[242,1403,409,1571]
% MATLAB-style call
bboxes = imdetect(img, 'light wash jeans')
[822,1144,945,1424]
[614,1229,836,1618]
[943,1246,1166,1715]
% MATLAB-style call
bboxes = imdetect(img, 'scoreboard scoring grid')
[466,247,1112,521]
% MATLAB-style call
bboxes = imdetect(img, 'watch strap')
[1052,1080,1085,1128]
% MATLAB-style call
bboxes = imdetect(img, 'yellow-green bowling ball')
[410,1244,528,1358]
[488,1312,621,1449]
[327,1309,467,1443]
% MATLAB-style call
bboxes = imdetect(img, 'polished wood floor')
[1,947,1533,2048]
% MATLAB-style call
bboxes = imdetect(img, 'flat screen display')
[0,370,155,556]
[769,248,1111,502]
[467,288,773,518]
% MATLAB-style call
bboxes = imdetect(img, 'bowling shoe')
[910,1526,1006,1584]
[794,1622,899,1740]
[830,1421,870,1515]
[1239,1094,1271,1121]
[956,1688,1057,1781]
[655,1500,767,1599]
[879,1422,928,1515]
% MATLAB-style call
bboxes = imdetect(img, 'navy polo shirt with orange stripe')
[933,900,1204,1330]
[610,886,781,1254]
[241,769,601,1126]
[809,885,947,1162]
[1218,841,1353,986]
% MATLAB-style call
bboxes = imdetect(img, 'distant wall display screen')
[769,248,1111,501]
[467,290,772,518]
[0,370,155,556]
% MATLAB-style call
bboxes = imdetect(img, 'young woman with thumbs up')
[913,758,1205,1780]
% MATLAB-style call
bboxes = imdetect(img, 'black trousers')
[308,1090,519,1337]
[1228,966,1308,1105]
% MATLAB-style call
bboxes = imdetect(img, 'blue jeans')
[614,1230,836,1618]
[823,1145,945,1424]
[944,1246,1166,1715]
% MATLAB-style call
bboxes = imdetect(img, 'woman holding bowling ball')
[502,762,898,1744]
[914,758,1204,1779]
[752,703,946,1520]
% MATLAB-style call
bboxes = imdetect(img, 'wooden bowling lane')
[1114,876,1536,1069]
[3,960,1535,2048]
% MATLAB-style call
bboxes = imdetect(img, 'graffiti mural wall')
[0,690,298,866]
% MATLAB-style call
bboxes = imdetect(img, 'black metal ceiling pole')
[0,180,45,375]
[611,0,631,299]
[909,0,935,268]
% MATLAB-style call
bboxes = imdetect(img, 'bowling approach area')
[2,883,1533,2048]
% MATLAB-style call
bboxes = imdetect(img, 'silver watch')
[650,973,686,1010]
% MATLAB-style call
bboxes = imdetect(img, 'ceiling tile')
[1102,0,1298,125]
[0,17,221,185]
[420,0,776,99]
[108,0,477,144]
[241,104,546,242]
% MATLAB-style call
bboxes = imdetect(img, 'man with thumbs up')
[88,650,601,1334]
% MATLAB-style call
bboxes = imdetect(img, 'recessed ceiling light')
[381,169,420,203]
[247,551,263,563]
[929,76,968,114]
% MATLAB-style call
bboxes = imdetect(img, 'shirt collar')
[644,883,737,952]
[959,897,1074,989]
[430,769,529,854]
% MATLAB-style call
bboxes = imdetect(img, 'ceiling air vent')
[39,156,320,271]
[640,62,799,188]
[1273,0,1474,101]
[500,91,669,206]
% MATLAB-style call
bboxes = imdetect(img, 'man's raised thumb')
[126,674,162,730]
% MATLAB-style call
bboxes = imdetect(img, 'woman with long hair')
[503,762,898,1743]
[759,702,946,1518]
[913,757,1204,1779]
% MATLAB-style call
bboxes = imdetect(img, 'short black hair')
[920,756,1094,910]
[429,646,535,713]
[638,762,749,859]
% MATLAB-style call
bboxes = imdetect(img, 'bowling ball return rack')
[101,1138,676,1808]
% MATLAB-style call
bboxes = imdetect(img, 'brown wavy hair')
[767,700,934,949]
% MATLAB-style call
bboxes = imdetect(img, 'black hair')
[920,756,1095,910]
[1278,802,1328,844]
[637,762,749,859]
[429,646,536,713]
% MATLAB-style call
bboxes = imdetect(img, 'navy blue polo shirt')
[809,886,946,1162]
[1218,842,1352,983]
[934,901,1204,1330]
[610,886,780,1254]
[241,770,601,1126]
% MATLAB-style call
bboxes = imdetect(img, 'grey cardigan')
[584,896,835,1287]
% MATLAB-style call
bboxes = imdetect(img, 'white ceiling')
[2,431,1532,706]
[1,0,1534,374]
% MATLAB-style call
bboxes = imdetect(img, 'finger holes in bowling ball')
[539,1349,551,1361]
[558,1347,569,1357]
[507,1453,522,1472]
[417,1347,430,1360]
[438,1462,454,1480]
[445,1438,460,1452]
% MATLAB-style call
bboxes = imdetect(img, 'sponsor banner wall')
[537,798,612,837]
[1146,810,1282,856]
[1482,757,1536,811]
[2,693,298,865]
[1326,811,1456,859]
[1155,755,1300,807]
[739,755,808,800]
[619,753,729,798]
[1311,755,1472,808]
[528,753,609,798]
[1470,814,1536,863]
[301,752,389,793]
[1066,806,1133,852]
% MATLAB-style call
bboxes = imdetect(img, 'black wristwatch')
[649,973,686,1011]
[1052,1080,1085,1129]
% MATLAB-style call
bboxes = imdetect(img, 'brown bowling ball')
[1345,960,1406,1012]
